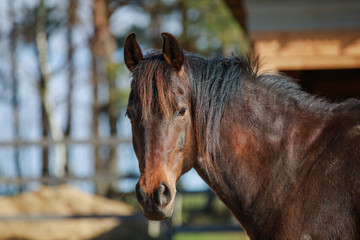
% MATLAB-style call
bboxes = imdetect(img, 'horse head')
[124,33,197,220]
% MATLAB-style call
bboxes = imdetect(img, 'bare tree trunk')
[107,66,119,195]
[39,77,50,178]
[91,0,119,195]
[36,0,67,179]
[64,0,77,176]
[89,35,100,188]
[9,0,22,191]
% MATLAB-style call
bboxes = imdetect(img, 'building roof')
[244,0,360,32]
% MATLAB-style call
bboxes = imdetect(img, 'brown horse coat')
[124,32,360,240]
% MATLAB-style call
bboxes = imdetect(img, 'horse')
[123,32,360,240]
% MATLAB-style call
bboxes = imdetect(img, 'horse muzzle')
[135,182,175,220]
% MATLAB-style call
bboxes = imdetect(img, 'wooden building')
[224,0,360,99]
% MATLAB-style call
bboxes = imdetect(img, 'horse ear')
[161,32,184,71]
[124,33,143,71]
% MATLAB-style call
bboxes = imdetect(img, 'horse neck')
[193,77,334,236]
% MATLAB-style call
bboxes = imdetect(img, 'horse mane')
[186,54,261,161]
[130,50,360,166]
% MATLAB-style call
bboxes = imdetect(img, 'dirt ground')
[0,185,138,240]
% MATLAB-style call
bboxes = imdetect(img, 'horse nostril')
[136,182,172,209]
[154,183,172,207]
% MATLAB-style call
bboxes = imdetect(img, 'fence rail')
[0,137,136,187]
[0,213,145,222]
[0,173,138,184]
[0,137,132,147]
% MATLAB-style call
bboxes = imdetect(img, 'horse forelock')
[131,51,178,121]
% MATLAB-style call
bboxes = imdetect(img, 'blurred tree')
[15,0,69,179]
[8,0,22,191]
[64,0,78,176]
[179,0,249,55]
[90,0,129,195]
[35,0,67,178]
[114,0,249,57]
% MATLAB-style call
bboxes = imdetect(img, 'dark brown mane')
[187,54,260,164]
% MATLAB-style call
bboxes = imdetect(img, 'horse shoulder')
[274,116,360,239]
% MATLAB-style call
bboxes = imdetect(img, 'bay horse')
[124,32,360,240]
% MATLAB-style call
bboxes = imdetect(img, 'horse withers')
[124,32,360,239]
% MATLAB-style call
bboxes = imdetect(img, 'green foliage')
[115,0,249,57]
[180,0,249,56]
[107,61,130,111]
[181,193,234,225]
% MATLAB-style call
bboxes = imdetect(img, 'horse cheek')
[181,121,197,174]
[131,122,145,168]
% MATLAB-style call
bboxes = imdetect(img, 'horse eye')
[178,107,187,117]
